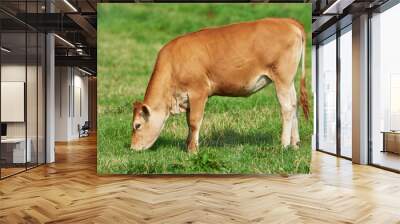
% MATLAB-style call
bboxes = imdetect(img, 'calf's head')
[130,101,166,151]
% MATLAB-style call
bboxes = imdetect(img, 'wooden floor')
[1,135,400,223]
[1,167,26,178]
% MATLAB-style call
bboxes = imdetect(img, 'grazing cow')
[131,18,309,153]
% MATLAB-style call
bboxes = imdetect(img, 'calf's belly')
[212,74,272,97]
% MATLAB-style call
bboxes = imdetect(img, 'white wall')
[1,65,26,141]
[55,67,89,141]
[55,66,70,141]
[1,63,46,164]
[1,65,40,137]
[72,73,89,138]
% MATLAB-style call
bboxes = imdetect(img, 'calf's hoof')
[291,141,300,150]
[187,142,199,154]
[281,143,299,150]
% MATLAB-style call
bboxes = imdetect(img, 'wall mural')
[97,3,313,174]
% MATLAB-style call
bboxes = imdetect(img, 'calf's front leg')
[186,93,207,154]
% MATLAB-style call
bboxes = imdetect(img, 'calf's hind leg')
[275,83,297,148]
[274,38,302,148]
[290,85,300,147]
[186,92,207,154]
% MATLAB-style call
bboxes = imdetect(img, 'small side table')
[381,131,400,154]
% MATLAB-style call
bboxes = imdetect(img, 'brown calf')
[131,18,309,153]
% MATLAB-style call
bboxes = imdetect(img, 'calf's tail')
[299,32,309,120]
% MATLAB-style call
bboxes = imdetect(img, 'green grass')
[97,3,313,174]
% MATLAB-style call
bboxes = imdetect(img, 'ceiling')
[0,0,97,74]
[312,0,390,43]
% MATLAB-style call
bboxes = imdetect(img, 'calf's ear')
[141,104,151,120]
[132,101,150,119]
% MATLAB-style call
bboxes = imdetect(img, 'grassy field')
[97,3,313,174]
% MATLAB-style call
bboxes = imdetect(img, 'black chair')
[79,121,90,138]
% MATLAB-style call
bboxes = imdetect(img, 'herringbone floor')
[1,135,400,224]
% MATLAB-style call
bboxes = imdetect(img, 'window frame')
[315,22,353,160]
